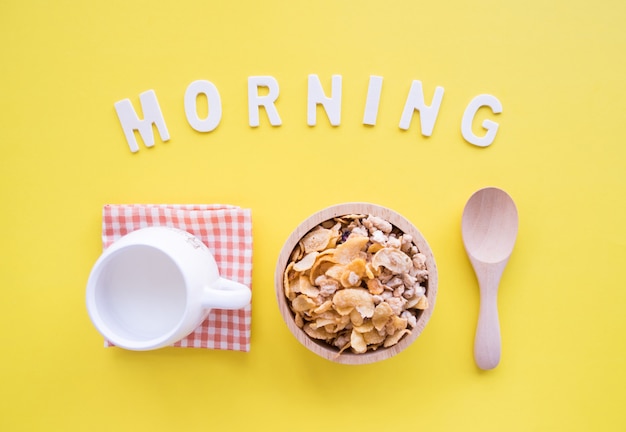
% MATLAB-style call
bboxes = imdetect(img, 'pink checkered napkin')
[101,204,252,352]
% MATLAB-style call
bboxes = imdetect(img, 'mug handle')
[202,278,251,310]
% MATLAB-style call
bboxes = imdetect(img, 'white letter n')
[307,74,342,126]
[399,80,444,137]
[114,90,170,153]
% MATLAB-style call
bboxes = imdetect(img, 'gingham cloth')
[101,204,252,351]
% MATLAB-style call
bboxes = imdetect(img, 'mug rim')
[86,243,190,350]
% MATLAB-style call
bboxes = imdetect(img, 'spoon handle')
[472,261,506,370]
[475,287,501,370]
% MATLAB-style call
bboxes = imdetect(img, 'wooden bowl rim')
[274,202,438,365]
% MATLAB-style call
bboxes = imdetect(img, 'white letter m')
[114,90,170,153]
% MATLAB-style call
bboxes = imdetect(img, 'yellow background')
[2,0,625,430]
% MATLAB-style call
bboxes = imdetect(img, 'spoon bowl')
[462,187,518,370]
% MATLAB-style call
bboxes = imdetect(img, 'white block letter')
[399,80,444,136]
[184,80,222,133]
[248,76,282,127]
[114,90,170,153]
[307,74,342,126]
[363,75,383,126]
[461,94,502,147]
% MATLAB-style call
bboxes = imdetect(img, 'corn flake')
[301,227,333,253]
[292,294,317,313]
[372,247,413,273]
[350,329,367,353]
[293,251,319,272]
[332,235,369,264]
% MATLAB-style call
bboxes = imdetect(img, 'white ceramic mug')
[86,226,251,350]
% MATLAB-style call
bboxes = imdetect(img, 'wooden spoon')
[462,187,518,370]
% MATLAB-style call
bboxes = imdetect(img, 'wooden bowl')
[275,203,438,365]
